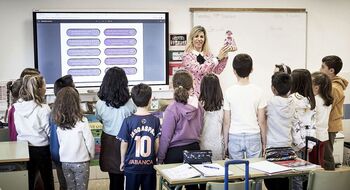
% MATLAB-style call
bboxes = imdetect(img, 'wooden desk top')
[0,141,29,163]
[154,158,320,185]
[154,160,252,185]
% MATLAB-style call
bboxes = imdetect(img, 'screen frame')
[33,11,169,89]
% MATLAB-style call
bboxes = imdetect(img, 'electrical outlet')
[151,99,159,110]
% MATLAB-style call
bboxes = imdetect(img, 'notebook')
[161,164,201,180]
[250,160,292,174]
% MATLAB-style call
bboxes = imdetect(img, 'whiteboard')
[192,9,307,97]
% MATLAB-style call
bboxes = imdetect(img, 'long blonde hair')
[185,25,210,54]
[19,75,45,106]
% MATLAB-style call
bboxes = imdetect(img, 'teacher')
[182,25,235,97]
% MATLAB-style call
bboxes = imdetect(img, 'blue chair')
[206,160,252,190]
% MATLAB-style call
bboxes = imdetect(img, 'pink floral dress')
[182,50,228,97]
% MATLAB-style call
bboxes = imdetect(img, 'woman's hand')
[217,45,232,60]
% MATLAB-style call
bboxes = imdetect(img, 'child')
[20,67,40,78]
[320,55,348,170]
[50,74,75,190]
[223,53,267,160]
[53,74,75,95]
[52,87,95,190]
[95,67,136,190]
[6,68,40,141]
[5,79,21,141]
[290,69,316,190]
[274,64,291,74]
[14,74,54,190]
[158,70,204,190]
[309,72,333,168]
[264,72,293,190]
[158,69,204,164]
[290,69,317,152]
[266,72,294,148]
[198,73,225,160]
[118,83,161,190]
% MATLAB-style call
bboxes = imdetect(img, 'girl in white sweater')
[14,74,54,190]
[290,69,316,190]
[52,87,95,190]
[309,72,333,168]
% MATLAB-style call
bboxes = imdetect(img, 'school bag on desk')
[265,147,297,161]
[183,150,212,164]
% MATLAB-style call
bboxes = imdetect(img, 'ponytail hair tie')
[282,64,287,73]
[179,85,183,89]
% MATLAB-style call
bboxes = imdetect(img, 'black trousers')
[324,132,336,170]
[28,145,54,190]
[264,178,289,190]
[125,172,156,190]
[108,172,124,190]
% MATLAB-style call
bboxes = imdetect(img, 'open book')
[161,164,201,180]
[250,160,292,174]
[191,163,231,177]
[274,158,319,170]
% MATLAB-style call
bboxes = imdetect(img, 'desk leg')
[158,175,163,190]
[288,176,293,190]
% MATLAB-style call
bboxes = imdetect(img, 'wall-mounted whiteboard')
[192,8,307,96]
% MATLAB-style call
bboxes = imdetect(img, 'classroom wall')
[0,0,350,82]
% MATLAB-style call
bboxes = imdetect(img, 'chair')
[206,160,252,190]
[206,180,254,190]
[307,168,350,190]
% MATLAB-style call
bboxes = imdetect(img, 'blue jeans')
[228,133,262,159]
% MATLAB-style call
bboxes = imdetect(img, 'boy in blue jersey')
[118,83,161,190]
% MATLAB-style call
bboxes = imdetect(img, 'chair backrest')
[206,180,254,190]
[307,168,350,190]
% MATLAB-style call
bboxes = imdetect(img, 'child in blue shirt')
[118,83,161,190]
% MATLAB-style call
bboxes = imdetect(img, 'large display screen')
[33,12,169,88]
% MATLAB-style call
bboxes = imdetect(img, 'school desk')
[154,158,322,190]
[0,141,29,190]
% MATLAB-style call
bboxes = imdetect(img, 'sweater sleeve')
[82,119,96,159]
[158,109,177,163]
[212,57,228,74]
[8,106,17,141]
[41,105,51,137]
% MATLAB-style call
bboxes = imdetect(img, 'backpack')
[49,116,61,164]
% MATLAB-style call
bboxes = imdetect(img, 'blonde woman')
[182,25,235,96]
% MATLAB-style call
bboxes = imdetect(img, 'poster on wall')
[169,61,183,76]
[169,61,183,89]
[170,34,187,47]
[169,50,184,61]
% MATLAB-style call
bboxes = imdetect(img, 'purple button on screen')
[67,39,101,46]
[67,58,101,66]
[104,38,137,46]
[104,48,137,56]
[104,57,137,65]
[67,48,101,56]
[104,28,137,36]
[66,29,100,36]
[68,68,101,76]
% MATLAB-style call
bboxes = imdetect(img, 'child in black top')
[118,83,161,190]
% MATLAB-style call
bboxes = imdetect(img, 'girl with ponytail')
[158,69,204,164]
[14,74,54,190]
